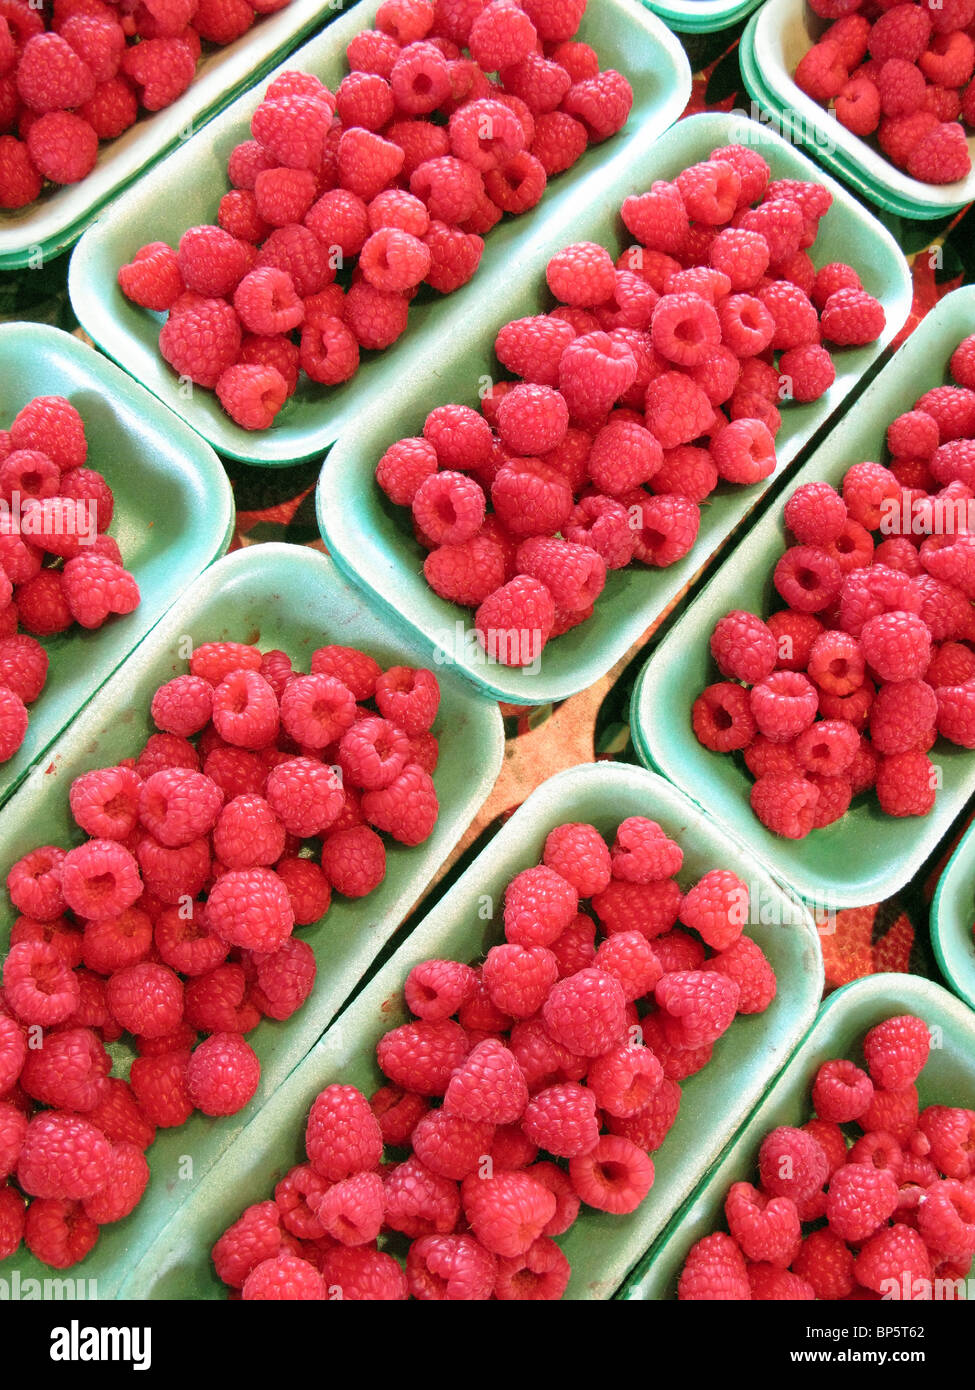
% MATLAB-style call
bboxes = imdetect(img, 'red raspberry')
[20,1026,108,1113]
[370,1085,429,1147]
[60,838,141,920]
[315,1169,385,1246]
[493,1235,569,1300]
[568,1133,653,1214]
[917,1179,975,1261]
[303,1083,382,1184]
[651,292,721,369]
[855,1222,932,1294]
[118,241,184,312]
[263,757,342,837]
[543,967,626,1057]
[529,109,586,175]
[655,969,739,1049]
[606,818,679,884]
[360,761,437,846]
[0,134,42,209]
[869,678,937,755]
[154,903,228,978]
[377,1018,469,1096]
[870,4,932,63]
[587,1040,663,1118]
[159,296,241,389]
[184,1031,259,1116]
[794,717,861,775]
[474,574,555,666]
[444,1037,528,1125]
[80,1139,149,1225]
[706,936,776,1014]
[61,552,139,629]
[725,1180,801,1267]
[17,1110,111,1200]
[15,569,70,637]
[519,1081,597,1157]
[625,491,700,567]
[835,75,882,134]
[620,182,688,257]
[0,1179,25,1256]
[860,609,931,682]
[546,240,617,308]
[709,610,777,684]
[559,330,638,427]
[183,964,256,1034]
[411,1109,492,1184]
[919,1106,975,1179]
[461,1168,555,1257]
[861,1013,931,1092]
[411,468,485,545]
[807,630,865,698]
[138,766,223,847]
[586,419,662,495]
[692,682,757,753]
[120,34,195,108]
[189,640,260,683]
[679,869,748,952]
[206,867,293,952]
[794,38,848,102]
[811,1057,874,1123]
[384,1152,460,1237]
[481,943,559,1019]
[106,961,183,1039]
[644,370,714,450]
[6,845,66,921]
[674,158,740,225]
[541,822,611,897]
[321,824,386,897]
[501,864,578,947]
[23,1197,98,1269]
[750,670,819,740]
[242,1252,324,1301]
[127,1050,192,1127]
[210,793,283,870]
[149,675,212,738]
[403,958,475,1024]
[82,906,153,974]
[562,68,632,141]
[820,287,886,345]
[16,31,95,112]
[495,314,575,387]
[758,1125,829,1204]
[825,1161,899,1242]
[678,1231,750,1300]
[176,225,253,300]
[0,1013,26,1097]
[750,773,819,838]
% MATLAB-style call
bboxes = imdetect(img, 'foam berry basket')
[113,761,824,1300]
[629,285,975,910]
[641,0,765,36]
[0,322,234,810]
[66,0,691,466]
[620,973,975,1298]
[0,542,504,1298]
[314,110,912,707]
[739,0,975,219]
[932,821,975,1015]
[0,0,348,270]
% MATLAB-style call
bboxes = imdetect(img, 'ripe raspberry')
[750,670,820,740]
[543,967,626,1057]
[706,936,776,1015]
[856,1222,932,1293]
[474,574,555,667]
[710,610,777,684]
[810,1057,873,1123]
[120,34,195,109]
[562,68,632,141]
[936,682,975,748]
[6,845,66,921]
[127,1050,193,1127]
[0,135,42,209]
[321,824,386,897]
[678,1231,750,1300]
[569,1133,654,1214]
[82,1141,150,1224]
[461,1168,555,1257]
[540,822,611,898]
[138,766,223,847]
[17,1110,111,1200]
[159,296,242,390]
[242,1252,324,1301]
[20,1027,109,1113]
[60,838,141,920]
[118,241,184,312]
[184,1032,260,1116]
[377,1018,469,1096]
[500,864,577,947]
[23,1197,98,1269]
[645,371,714,449]
[824,1160,900,1242]
[750,773,819,838]
[443,1036,527,1125]
[692,682,757,753]
[137,833,210,904]
[519,1081,597,1158]
[724,1181,801,1268]
[412,469,485,545]
[384,1153,460,1237]
[758,1126,829,1204]
[794,717,860,775]
[481,943,559,1018]
[206,867,293,952]
[626,491,700,567]
[61,553,139,629]
[360,761,438,846]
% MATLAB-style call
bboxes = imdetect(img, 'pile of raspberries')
[0,0,298,209]
[692,330,975,838]
[795,0,975,185]
[0,637,442,1270]
[116,0,634,430]
[375,143,886,667]
[0,393,140,766]
[211,815,778,1300]
[678,1013,975,1300]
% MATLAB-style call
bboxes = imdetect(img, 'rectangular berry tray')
[0,0,347,270]
[115,761,824,1301]
[0,321,234,810]
[620,973,975,1299]
[932,819,975,1015]
[739,0,975,219]
[0,542,504,1299]
[316,110,913,707]
[641,0,764,36]
[67,0,692,465]
[629,286,975,910]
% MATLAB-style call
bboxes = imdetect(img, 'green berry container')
[641,0,764,36]
[932,819,975,1015]
[0,321,234,810]
[739,0,975,220]
[0,0,348,270]
[629,285,975,910]
[116,761,824,1300]
[67,0,692,466]
[0,542,504,1299]
[316,110,912,707]
[620,972,975,1299]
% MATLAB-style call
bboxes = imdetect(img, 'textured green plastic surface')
[630,287,975,909]
[0,542,504,1299]
[932,822,975,1015]
[0,322,233,809]
[621,973,975,1298]
[643,0,763,36]
[68,0,691,465]
[120,761,823,1300]
[317,110,912,707]
[0,0,345,270]
[740,0,975,220]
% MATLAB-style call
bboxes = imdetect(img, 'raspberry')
[516,1081,597,1157]
[104,961,182,1040]
[625,491,700,567]
[692,682,757,753]
[810,1057,873,1123]
[319,823,384,897]
[606,820,679,886]
[159,296,241,390]
[824,1161,901,1243]
[411,1106,490,1180]
[118,241,184,312]
[6,844,66,921]
[461,1168,555,1257]
[860,1013,931,1092]
[359,760,437,846]
[750,773,820,837]
[859,609,931,682]
[412,468,485,545]
[472,572,554,666]
[301,1083,383,1185]
[651,293,721,370]
[937,683,975,747]
[20,1026,108,1113]
[495,314,575,387]
[795,38,848,102]
[478,942,556,1019]
[655,969,740,1049]
[678,1231,750,1300]
[537,822,609,899]
[543,967,626,1057]
[206,867,294,952]
[138,766,223,847]
[854,1222,933,1295]
[706,936,776,1014]
[241,1252,324,1301]
[126,1049,192,1127]
[724,1181,801,1268]
[182,1031,259,1117]
[706,612,774,688]
[546,241,617,308]
[679,869,748,951]
[835,74,882,134]
[17,1110,111,1200]
[60,838,141,920]
[751,669,820,741]
[644,370,714,449]
[120,34,195,108]
[565,1133,653,1215]
[917,1178,975,1261]
[254,226,330,300]
[16,31,95,113]
[23,1197,98,1269]
[0,135,42,208]
[384,1153,460,1237]
[377,1017,469,1097]
[251,96,333,173]
[586,1039,663,1117]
